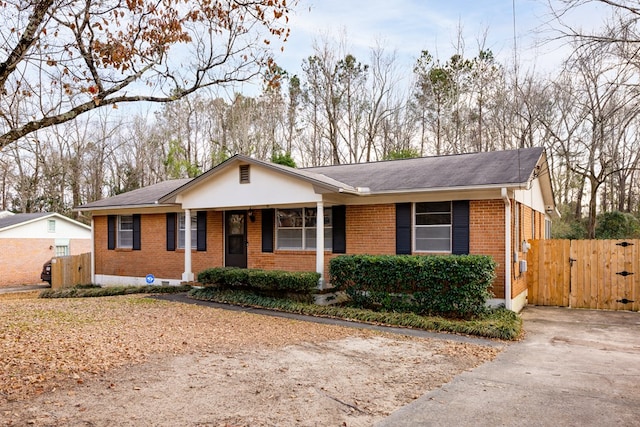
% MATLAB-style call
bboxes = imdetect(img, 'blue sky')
[270,0,603,80]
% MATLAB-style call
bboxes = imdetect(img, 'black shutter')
[107,215,116,250]
[132,214,141,250]
[166,213,176,251]
[261,209,274,253]
[396,203,412,255]
[332,205,346,254]
[197,211,207,251]
[452,200,470,255]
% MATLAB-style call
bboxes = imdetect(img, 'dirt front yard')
[0,292,501,426]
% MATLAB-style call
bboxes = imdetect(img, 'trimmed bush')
[40,285,192,298]
[329,254,496,319]
[197,267,320,295]
[197,267,233,286]
[189,287,522,340]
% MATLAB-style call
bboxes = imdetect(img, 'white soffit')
[177,163,322,209]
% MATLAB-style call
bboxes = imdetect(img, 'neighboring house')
[0,212,92,286]
[76,147,557,312]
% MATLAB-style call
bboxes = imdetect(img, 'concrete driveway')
[376,306,640,427]
[0,284,49,294]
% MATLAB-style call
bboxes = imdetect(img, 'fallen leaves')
[0,294,370,403]
[0,292,502,427]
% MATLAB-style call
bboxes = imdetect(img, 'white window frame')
[414,202,452,253]
[55,245,69,257]
[276,207,332,250]
[118,215,134,248]
[178,213,198,249]
[47,219,56,233]
[532,210,536,238]
[545,218,552,239]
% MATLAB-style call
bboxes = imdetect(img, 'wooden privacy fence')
[527,239,639,311]
[51,252,91,289]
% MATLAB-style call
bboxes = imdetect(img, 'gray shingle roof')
[302,147,544,192]
[0,213,51,230]
[77,148,545,210]
[77,179,191,210]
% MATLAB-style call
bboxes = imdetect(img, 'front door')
[225,211,247,268]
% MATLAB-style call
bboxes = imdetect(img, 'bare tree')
[302,38,345,165]
[363,43,406,161]
[0,0,295,149]
[542,41,640,237]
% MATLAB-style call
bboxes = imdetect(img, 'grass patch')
[189,287,522,341]
[40,285,192,299]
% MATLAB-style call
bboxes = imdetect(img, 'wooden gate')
[527,239,639,311]
[51,252,92,289]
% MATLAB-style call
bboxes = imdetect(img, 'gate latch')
[616,298,635,304]
[616,241,634,247]
[616,271,634,277]
[569,257,577,266]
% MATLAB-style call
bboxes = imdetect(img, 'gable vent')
[239,164,250,184]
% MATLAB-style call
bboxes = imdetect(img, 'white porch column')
[182,209,194,282]
[316,201,325,288]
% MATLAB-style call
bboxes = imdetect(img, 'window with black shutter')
[396,203,412,254]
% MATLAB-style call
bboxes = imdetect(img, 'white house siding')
[0,217,90,239]
[176,163,322,210]
[514,178,547,215]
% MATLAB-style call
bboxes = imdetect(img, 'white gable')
[514,175,553,214]
[176,163,322,209]
[0,215,91,239]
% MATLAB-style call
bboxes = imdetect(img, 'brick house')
[0,211,92,286]
[77,147,556,312]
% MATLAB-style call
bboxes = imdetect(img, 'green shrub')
[40,285,192,298]
[223,268,250,287]
[329,254,496,319]
[189,287,522,340]
[197,267,320,294]
[196,267,230,286]
[595,211,640,239]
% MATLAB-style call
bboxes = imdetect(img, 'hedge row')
[197,267,320,294]
[329,254,496,319]
[40,285,192,298]
[189,287,522,340]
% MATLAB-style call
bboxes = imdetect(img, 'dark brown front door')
[225,211,247,268]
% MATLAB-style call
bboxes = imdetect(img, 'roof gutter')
[73,203,179,213]
[501,188,513,311]
[356,182,532,196]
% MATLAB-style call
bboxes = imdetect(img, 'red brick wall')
[249,205,396,278]
[345,205,396,254]
[249,210,336,277]
[0,238,91,287]
[469,200,506,299]
[93,201,533,300]
[94,213,224,280]
[512,204,545,299]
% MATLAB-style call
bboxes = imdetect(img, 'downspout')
[91,216,95,284]
[501,188,513,311]
[316,201,325,289]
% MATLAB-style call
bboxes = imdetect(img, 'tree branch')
[0,0,55,92]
